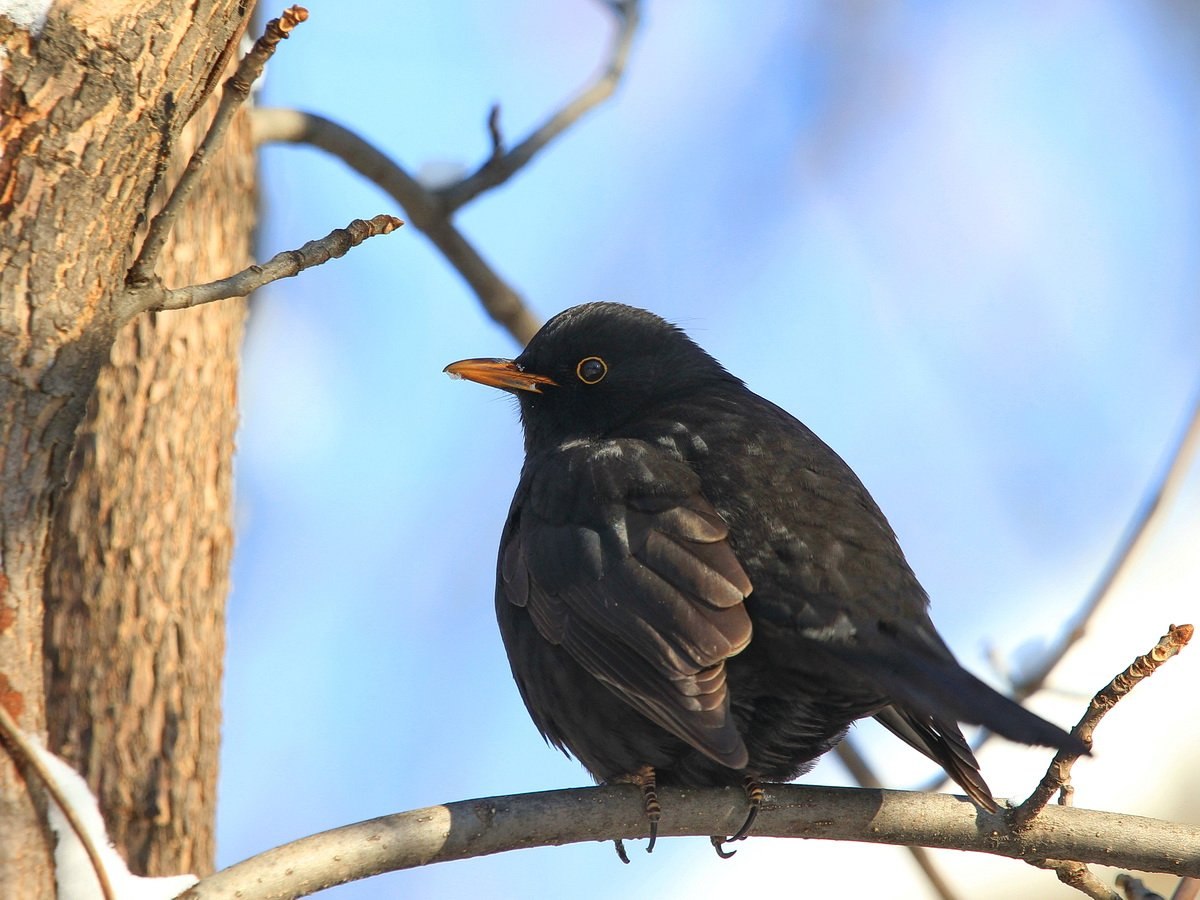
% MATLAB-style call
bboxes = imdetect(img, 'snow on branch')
[0,704,197,900]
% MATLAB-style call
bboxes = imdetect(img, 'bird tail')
[826,639,1087,808]
[873,706,998,811]
[856,646,1086,756]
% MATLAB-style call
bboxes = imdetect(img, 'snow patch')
[0,0,53,34]
[28,741,199,900]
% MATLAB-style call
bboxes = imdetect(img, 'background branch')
[915,388,1200,796]
[433,0,641,213]
[252,108,542,344]
[1117,874,1168,900]
[249,1,640,347]
[1009,389,1200,702]
[831,741,962,900]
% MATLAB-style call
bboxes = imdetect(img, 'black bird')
[445,302,1082,856]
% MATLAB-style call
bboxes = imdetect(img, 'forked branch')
[1012,623,1193,828]
[251,0,642,346]
[434,0,641,213]
[117,8,402,322]
[251,108,541,344]
[128,6,310,288]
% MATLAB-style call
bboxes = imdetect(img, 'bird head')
[444,302,739,448]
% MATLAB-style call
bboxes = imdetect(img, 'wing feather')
[500,439,753,768]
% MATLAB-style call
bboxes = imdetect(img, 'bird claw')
[613,838,631,864]
[633,765,661,854]
[710,776,763,857]
[610,766,661,859]
[710,835,738,859]
[611,819,656,863]
[730,776,763,842]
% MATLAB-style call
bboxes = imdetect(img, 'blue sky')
[218,3,1199,897]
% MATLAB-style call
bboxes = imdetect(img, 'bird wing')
[500,439,754,769]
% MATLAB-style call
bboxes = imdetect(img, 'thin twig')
[124,215,402,317]
[924,387,1200,794]
[833,740,964,900]
[1010,389,1200,701]
[1171,877,1200,900]
[252,108,542,344]
[434,0,641,213]
[127,6,310,287]
[1030,858,1119,900]
[0,704,117,900]
[486,104,504,158]
[1011,623,1193,828]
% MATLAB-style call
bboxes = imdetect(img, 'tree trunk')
[0,3,253,893]
[43,101,253,877]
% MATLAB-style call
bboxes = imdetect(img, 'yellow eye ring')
[576,356,608,384]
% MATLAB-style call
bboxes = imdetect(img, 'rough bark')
[0,3,252,893]
[43,100,253,876]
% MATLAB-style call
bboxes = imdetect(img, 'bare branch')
[434,0,641,213]
[924,388,1200,794]
[179,784,1200,900]
[128,6,310,287]
[124,215,401,318]
[1011,624,1194,828]
[252,108,542,345]
[1171,877,1200,900]
[246,2,637,345]
[0,704,117,900]
[1031,858,1120,900]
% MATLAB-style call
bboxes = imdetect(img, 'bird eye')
[576,356,608,384]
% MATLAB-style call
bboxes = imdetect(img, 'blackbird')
[445,302,1082,856]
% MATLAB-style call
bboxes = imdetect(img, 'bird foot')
[709,775,763,858]
[635,765,661,853]
[610,765,661,858]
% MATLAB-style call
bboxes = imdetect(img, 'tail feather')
[873,706,998,811]
[802,631,1086,810]
[851,643,1087,756]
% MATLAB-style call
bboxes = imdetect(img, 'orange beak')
[443,358,557,394]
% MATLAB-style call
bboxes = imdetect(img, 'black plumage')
[445,302,1081,850]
